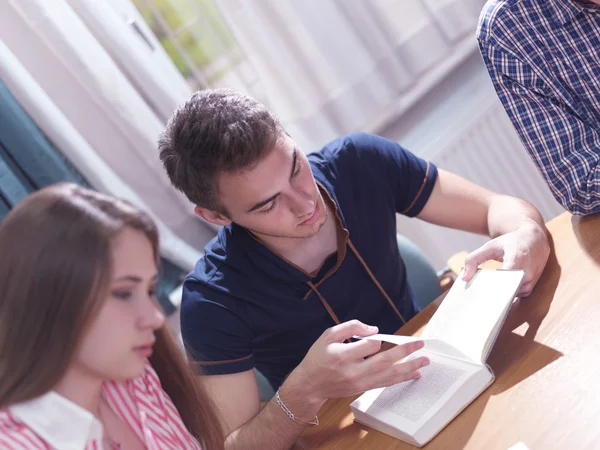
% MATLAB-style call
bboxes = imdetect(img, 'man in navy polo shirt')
[160,88,550,449]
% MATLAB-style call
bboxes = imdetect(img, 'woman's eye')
[112,290,132,300]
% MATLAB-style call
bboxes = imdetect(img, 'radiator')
[396,98,564,270]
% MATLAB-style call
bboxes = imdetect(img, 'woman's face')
[74,227,165,381]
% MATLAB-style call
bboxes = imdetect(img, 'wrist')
[279,367,326,419]
[519,217,547,238]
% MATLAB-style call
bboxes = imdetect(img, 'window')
[132,0,243,88]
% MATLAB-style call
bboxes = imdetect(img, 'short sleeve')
[347,132,438,217]
[180,278,255,376]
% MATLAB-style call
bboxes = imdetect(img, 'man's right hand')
[211,319,430,449]
[282,319,430,407]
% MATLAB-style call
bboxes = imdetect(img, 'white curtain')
[0,0,486,268]
[217,0,485,150]
[0,0,217,269]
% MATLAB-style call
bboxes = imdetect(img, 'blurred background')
[0,0,563,316]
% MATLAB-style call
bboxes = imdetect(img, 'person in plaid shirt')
[478,0,600,215]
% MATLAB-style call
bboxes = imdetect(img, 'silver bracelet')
[275,389,319,426]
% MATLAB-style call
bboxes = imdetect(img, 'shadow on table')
[571,214,600,267]
[296,235,563,449]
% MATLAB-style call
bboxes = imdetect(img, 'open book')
[350,269,524,447]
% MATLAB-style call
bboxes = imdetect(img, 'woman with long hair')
[0,183,223,449]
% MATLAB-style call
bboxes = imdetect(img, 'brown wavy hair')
[0,183,223,450]
[159,88,284,214]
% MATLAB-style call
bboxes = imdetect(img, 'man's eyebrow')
[248,193,280,213]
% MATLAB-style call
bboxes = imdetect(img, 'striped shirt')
[0,361,201,450]
[477,0,600,214]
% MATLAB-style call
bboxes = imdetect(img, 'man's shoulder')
[184,228,245,300]
[309,132,398,168]
[478,0,542,42]
[187,231,227,283]
[181,264,247,322]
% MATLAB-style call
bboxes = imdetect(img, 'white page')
[352,351,480,436]
[359,334,470,362]
[372,358,468,421]
[422,270,524,364]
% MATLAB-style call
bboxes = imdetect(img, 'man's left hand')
[462,220,550,296]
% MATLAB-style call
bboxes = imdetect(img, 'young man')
[478,0,600,215]
[159,88,550,449]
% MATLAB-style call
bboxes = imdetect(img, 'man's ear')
[194,206,232,227]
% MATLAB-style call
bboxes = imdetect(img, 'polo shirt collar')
[9,391,103,450]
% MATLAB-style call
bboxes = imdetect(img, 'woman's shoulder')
[104,361,202,449]
[0,410,47,449]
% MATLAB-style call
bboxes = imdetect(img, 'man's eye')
[259,200,277,214]
[293,161,302,176]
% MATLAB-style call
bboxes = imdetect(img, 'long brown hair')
[0,183,223,450]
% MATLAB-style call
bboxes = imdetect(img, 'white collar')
[9,391,104,450]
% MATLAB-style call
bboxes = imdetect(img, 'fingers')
[359,356,430,392]
[517,272,541,297]
[365,339,426,367]
[327,320,378,343]
[463,241,504,281]
[342,338,383,360]
[502,249,538,297]
[518,285,533,297]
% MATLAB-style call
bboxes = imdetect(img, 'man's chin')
[250,226,322,241]
[248,210,327,240]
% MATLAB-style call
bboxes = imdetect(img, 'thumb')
[463,241,504,281]
[328,319,378,342]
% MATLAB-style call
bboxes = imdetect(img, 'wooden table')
[297,212,600,450]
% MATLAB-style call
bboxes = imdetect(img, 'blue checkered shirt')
[477,0,600,214]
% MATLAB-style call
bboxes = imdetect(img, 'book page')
[358,334,470,362]
[422,269,524,364]
[354,352,483,436]
[373,359,467,421]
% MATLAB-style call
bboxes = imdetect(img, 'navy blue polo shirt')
[181,132,438,389]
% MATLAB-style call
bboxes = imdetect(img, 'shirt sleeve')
[346,132,438,217]
[180,278,255,376]
[479,39,600,215]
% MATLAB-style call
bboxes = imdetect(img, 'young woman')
[0,183,223,450]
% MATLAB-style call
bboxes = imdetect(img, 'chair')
[397,234,444,310]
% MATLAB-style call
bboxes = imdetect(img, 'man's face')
[209,135,327,240]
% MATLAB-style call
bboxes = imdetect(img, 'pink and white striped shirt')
[0,360,202,449]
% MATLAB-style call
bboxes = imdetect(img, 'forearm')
[225,373,324,450]
[486,195,545,239]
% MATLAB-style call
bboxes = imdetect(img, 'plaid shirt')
[477,0,600,215]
